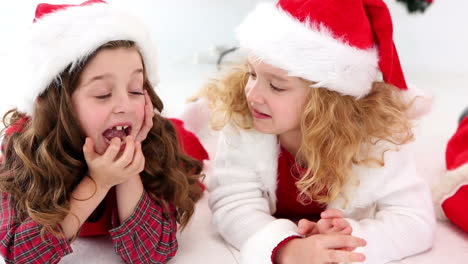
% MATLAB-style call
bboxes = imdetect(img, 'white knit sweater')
[207,123,435,264]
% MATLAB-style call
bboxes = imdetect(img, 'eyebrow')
[81,68,144,88]
[247,62,289,82]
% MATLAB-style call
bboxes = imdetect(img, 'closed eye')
[270,84,285,92]
[95,94,111,99]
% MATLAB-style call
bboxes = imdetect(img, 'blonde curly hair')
[194,62,414,205]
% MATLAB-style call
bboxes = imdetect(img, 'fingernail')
[353,254,365,262]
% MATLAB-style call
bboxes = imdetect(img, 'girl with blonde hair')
[184,0,435,263]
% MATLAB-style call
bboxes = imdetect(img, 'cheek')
[272,98,302,122]
[73,101,107,136]
[135,99,146,120]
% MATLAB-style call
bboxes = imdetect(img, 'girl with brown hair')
[0,1,207,263]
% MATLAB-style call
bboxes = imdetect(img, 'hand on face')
[133,90,155,143]
[83,135,145,191]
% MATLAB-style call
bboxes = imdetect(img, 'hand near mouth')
[83,135,145,191]
[134,90,155,143]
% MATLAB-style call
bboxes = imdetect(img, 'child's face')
[245,56,310,138]
[72,47,146,154]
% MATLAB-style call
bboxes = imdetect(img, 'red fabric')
[443,116,468,233]
[277,0,407,90]
[169,118,209,162]
[271,147,325,263]
[0,118,208,263]
[271,235,301,264]
[441,185,468,232]
[108,191,178,263]
[34,0,106,23]
[1,116,29,154]
[0,193,73,263]
[446,116,468,170]
[274,147,325,222]
[78,189,115,237]
[169,118,209,190]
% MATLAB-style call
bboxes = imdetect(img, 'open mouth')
[102,125,132,144]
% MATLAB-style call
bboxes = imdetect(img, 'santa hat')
[237,0,431,116]
[432,116,468,232]
[6,0,158,115]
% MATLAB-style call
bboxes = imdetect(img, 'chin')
[253,123,277,135]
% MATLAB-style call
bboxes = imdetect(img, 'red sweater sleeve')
[169,118,209,161]
[0,193,72,264]
[109,191,177,264]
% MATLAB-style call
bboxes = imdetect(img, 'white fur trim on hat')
[237,3,379,98]
[432,163,468,220]
[7,3,158,115]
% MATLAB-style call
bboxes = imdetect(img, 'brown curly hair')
[195,62,414,205]
[0,40,203,238]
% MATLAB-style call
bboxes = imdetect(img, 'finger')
[135,142,145,173]
[319,234,367,249]
[83,137,97,162]
[317,218,334,234]
[134,141,145,173]
[298,219,317,236]
[331,218,352,233]
[144,90,155,115]
[135,91,154,143]
[325,249,366,263]
[103,137,121,162]
[341,246,356,251]
[321,209,344,219]
[339,226,353,235]
[116,136,135,168]
[0,154,4,164]
[127,141,145,174]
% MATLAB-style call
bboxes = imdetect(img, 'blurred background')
[0,0,466,118]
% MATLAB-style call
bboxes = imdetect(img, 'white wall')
[387,0,468,75]
[0,0,467,120]
[1,0,467,70]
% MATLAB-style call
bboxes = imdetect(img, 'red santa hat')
[6,0,158,115]
[237,0,431,117]
[433,116,468,232]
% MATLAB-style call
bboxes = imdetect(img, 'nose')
[245,80,265,105]
[112,90,132,114]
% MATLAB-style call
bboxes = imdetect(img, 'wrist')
[274,236,300,264]
[81,175,111,197]
[116,174,141,187]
